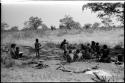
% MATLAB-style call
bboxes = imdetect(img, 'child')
[34,38,41,58]
[68,50,74,63]
[76,49,83,61]
[15,47,23,58]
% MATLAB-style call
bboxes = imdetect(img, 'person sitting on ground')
[95,42,101,61]
[80,44,86,51]
[15,47,23,58]
[75,49,83,61]
[86,43,91,53]
[91,41,96,58]
[100,44,110,62]
[34,38,41,58]
[10,43,16,59]
[63,49,69,60]
[67,50,74,63]
[85,43,91,59]
[91,41,96,50]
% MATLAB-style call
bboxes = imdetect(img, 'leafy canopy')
[82,2,124,25]
[24,16,42,30]
[1,22,9,30]
[60,15,81,29]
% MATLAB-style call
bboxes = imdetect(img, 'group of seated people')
[9,39,123,64]
[10,44,23,59]
[60,39,111,63]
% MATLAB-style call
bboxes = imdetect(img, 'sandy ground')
[1,58,124,82]
[1,29,124,82]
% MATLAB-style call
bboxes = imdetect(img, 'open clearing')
[1,29,124,82]
[1,58,124,82]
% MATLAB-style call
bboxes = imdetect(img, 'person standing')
[34,38,41,58]
[60,39,68,51]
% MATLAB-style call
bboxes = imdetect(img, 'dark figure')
[80,44,86,51]
[91,41,96,57]
[51,26,56,30]
[60,39,68,51]
[10,44,16,59]
[85,43,92,59]
[91,41,96,50]
[15,47,23,58]
[117,54,124,62]
[80,44,86,58]
[74,49,79,61]
[63,50,69,60]
[86,43,91,53]
[67,50,73,63]
[100,45,110,63]
[34,39,41,58]
[95,42,101,61]
[75,49,83,61]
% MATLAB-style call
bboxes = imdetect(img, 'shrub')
[44,42,60,49]
[1,52,15,68]
[114,44,122,49]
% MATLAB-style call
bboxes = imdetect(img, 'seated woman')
[75,49,83,61]
[100,45,110,63]
[67,50,74,63]
[15,47,23,58]
[10,44,17,59]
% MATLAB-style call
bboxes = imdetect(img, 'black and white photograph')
[1,0,124,82]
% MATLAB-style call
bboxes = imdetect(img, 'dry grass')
[1,52,15,68]
[1,28,124,82]
[1,28,124,48]
[91,72,110,82]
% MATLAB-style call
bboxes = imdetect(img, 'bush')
[1,52,15,68]
[114,45,122,49]
[44,42,60,49]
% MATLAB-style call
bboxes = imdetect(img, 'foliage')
[83,23,92,29]
[101,18,113,27]
[41,24,49,30]
[24,16,42,30]
[82,2,124,25]
[1,51,15,68]
[59,15,81,29]
[92,22,100,29]
[59,25,66,29]
[51,25,56,30]
[9,26,19,31]
[1,22,9,30]
[21,27,32,31]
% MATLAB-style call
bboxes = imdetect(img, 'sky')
[1,1,124,30]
